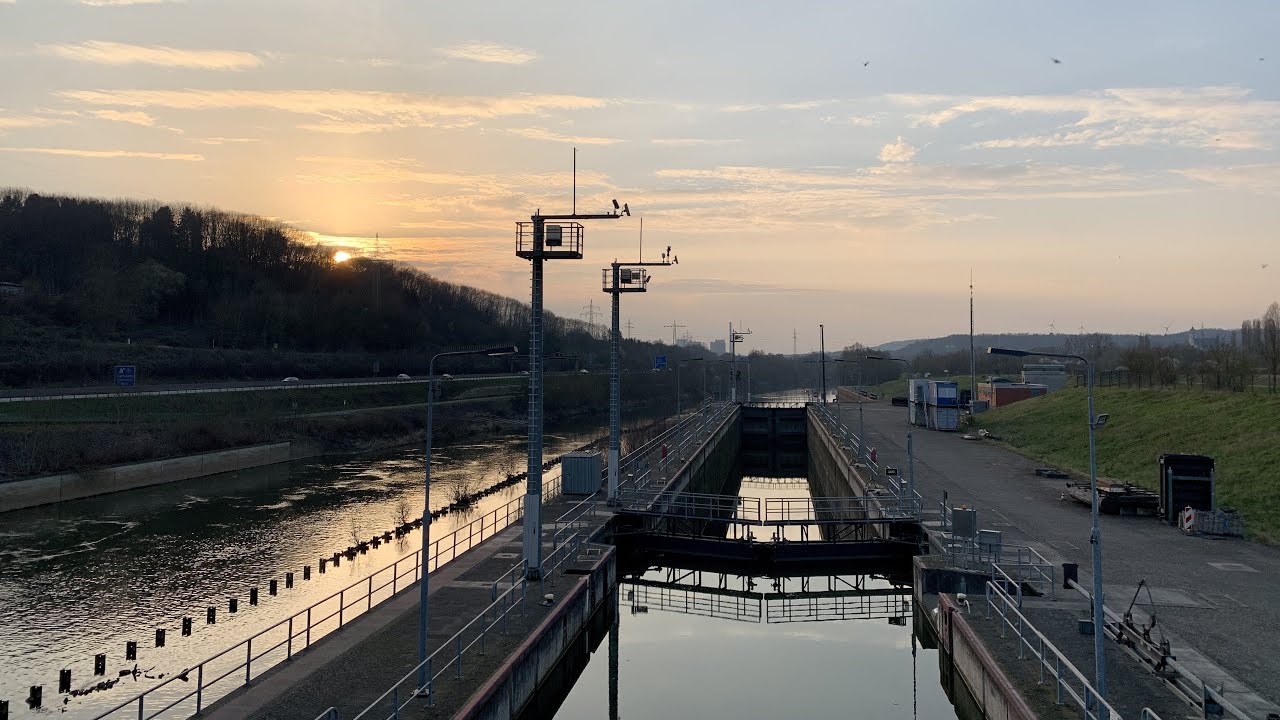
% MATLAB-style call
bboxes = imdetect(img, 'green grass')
[971,388,1280,544]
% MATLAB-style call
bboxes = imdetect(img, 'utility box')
[978,529,1003,561]
[1158,454,1215,523]
[561,451,603,495]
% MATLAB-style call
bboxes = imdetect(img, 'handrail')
[93,467,569,720]
[983,582,1121,720]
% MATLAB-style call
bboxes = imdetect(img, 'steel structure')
[516,202,628,578]
[602,256,671,505]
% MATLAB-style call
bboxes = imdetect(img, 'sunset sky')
[2,1,1278,352]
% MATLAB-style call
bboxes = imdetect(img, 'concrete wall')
[458,547,618,720]
[937,593,1037,720]
[0,442,294,513]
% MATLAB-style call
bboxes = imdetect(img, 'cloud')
[0,113,68,131]
[437,42,537,65]
[91,109,155,126]
[651,138,742,146]
[0,146,202,161]
[895,86,1280,150]
[878,137,917,163]
[506,127,620,145]
[721,100,835,112]
[195,136,263,145]
[1177,164,1280,193]
[60,89,611,133]
[40,41,262,70]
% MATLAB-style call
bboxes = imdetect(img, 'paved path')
[841,400,1280,716]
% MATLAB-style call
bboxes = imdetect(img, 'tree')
[1262,302,1280,393]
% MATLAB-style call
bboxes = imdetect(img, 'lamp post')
[419,344,517,692]
[988,346,1106,703]
[728,323,751,402]
[819,324,828,404]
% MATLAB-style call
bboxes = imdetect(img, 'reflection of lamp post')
[867,355,913,513]
[989,346,1107,703]
[419,345,517,693]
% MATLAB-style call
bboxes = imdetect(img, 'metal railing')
[619,403,736,502]
[1064,581,1252,720]
[94,469,569,720]
[810,403,923,516]
[345,494,610,720]
[984,582,1121,720]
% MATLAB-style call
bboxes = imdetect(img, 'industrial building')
[977,379,1049,408]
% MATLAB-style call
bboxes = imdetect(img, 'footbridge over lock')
[612,402,925,574]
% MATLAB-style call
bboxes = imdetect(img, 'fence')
[93,468,568,720]
[1077,370,1276,393]
[984,582,1121,720]
[810,403,922,517]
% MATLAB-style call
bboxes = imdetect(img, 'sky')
[1,1,1278,353]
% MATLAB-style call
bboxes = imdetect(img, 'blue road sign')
[114,365,137,387]
[654,355,667,370]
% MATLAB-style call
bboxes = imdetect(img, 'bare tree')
[1262,302,1280,393]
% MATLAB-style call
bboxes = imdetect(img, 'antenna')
[572,147,576,215]
[639,218,643,262]
[793,329,798,357]
[969,270,975,407]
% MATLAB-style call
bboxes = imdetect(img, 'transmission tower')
[582,299,602,334]
[625,318,634,338]
[665,321,687,347]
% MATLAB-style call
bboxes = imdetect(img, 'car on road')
[282,376,300,383]
[579,369,589,374]
[441,373,454,380]
[396,373,412,380]
[519,370,530,375]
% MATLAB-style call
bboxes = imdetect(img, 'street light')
[989,346,1106,703]
[418,344,517,692]
[866,355,915,514]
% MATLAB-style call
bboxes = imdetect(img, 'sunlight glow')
[333,251,351,263]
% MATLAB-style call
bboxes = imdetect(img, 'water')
[551,567,956,720]
[0,424,604,718]
[548,473,959,720]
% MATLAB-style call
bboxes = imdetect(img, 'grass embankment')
[970,388,1280,544]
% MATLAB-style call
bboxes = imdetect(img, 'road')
[0,371,600,403]
[840,399,1280,716]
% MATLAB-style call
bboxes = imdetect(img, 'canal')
[528,475,959,720]
[0,420,617,718]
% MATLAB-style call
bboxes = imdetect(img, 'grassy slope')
[971,388,1280,544]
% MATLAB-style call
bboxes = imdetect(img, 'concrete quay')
[845,399,1280,718]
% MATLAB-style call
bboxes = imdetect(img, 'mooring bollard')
[1,698,9,720]
[269,579,278,596]
[58,669,70,694]
[229,597,238,614]
[207,606,216,624]
[286,571,295,587]
[156,628,166,647]
[182,617,193,636]
[318,559,326,574]
[249,588,259,606]
[125,641,137,661]
[333,555,340,567]
[26,687,40,710]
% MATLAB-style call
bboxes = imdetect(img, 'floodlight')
[622,203,631,216]
[1093,413,1110,428]
[987,347,1031,357]
[483,345,519,357]
[612,199,620,211]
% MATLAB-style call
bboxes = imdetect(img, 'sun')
[333,251,351,263]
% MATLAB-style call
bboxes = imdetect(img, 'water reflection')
[0,427,600,718]
[549,566,957,720]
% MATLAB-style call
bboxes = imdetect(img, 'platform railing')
[983,582,1121,720]
[810,403,923,517]
[93,469,567,720]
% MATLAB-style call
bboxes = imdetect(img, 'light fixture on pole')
[516,199,628,580]
[602,244,674,506]
[728,323,752,402]
[989,346,1106,703]
[418,344,517,693]
[866,354,914,515]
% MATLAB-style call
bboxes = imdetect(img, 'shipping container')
[977,382,1048,408]
[927,381,959,407]
[927,405,960,431]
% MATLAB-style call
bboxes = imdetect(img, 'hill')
[971,388,1280,544]
[0,189,805,390]
[877,330,1236,360]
